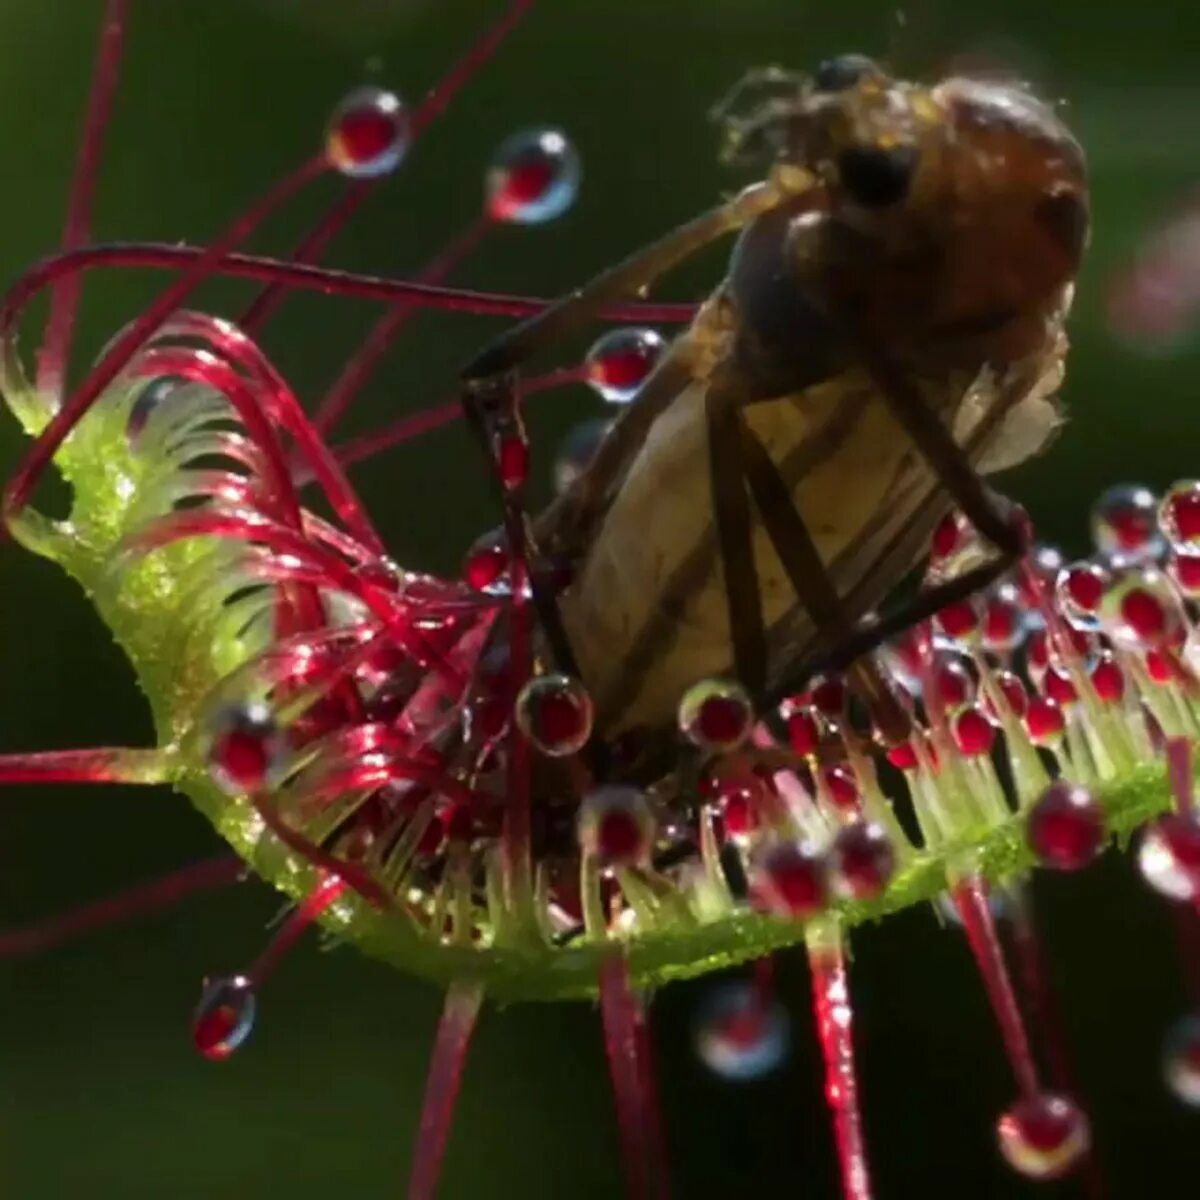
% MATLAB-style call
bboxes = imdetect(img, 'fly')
[461,54,1089,748]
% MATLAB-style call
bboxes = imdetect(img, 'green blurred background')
[0,1,1197,1196]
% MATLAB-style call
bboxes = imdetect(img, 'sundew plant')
[2,2,1200,1198]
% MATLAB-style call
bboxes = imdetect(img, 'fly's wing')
[764,320,1068,692]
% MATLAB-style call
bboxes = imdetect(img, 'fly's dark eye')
[813,54,876,93]
[837,144,918,207]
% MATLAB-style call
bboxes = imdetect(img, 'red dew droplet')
[1145,648,1176,684]
[496,431,529,491]
[485,128,580,225]
[1043,666,1078,707]
[985,669,1029,720]
[679,680,754,752]
[1093,484,1160,555]
[782,699,821,756]
[597,809,644,862]
[996,1092,1090,1180]
[192,975,256,1062]
[1058,561,1107,616]
[930,509,966,563]
[1026,628,1050,676]
[584,328,666,404]
[935,598,979,641]
[463,529,509,591]
[1120,586,1168,644]
[822,765,860,812]
[935,659,973,710]
[579,786,653,866]
[808,675,847,718]
[1160,480,1200,547]
[752,840,829,918]
[886,738,920,771]
[1027,781,1106,870]
[721,784,760,840]
[982,593,1023,651]
[1025,696,1065,746]
[1169,549,1200,596]
[207,703,280,795]
[1090,654,1126,703]
[1016,544,1064,608]
[515,674,593,756]
[829,821,895,901]
[953,706,997,757]
[326,87,410,178]
[1138,812,1200,900]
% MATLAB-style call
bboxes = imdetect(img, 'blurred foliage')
[0,1,1197,1196]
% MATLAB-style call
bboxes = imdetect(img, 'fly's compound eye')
[836,143,918,207]
[813,54,877,93]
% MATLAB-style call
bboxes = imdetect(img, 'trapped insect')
[1,4,1198,1198]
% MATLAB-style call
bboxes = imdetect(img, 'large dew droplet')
[1138,813,1200,901]
[326,87,410,178]
[694,980,789,1081]
[486,128,580,224]
[192,974,256,1061]
[584,327,666,404]
[1090,483,1163,560]
[1027,781,1106,871]
[678,679,754,753]
[577,786,654,865]
[206,702,283,796]
[515,674,593,757]
[996,1092,1090,1180]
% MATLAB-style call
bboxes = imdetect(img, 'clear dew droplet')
[996,1092,1090,1180]
[1160,480,1200,550]
[192,974,256,1061]
[485,128,580,224]
[1090,483,1164,560]
[554,417,611,495]
[1164,1011,1200,1105]
[678,679,754,753]
[583,327,666,404]
[1138,813,1200,901]
[693,980,789,1081]
[326,86,410,178]
[515,673,594,757]
[577,785,654,865]
[206,701,283,796]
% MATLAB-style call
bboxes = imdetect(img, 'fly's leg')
[705,377,769,698]
[734,417,910,743]
[852,339,1026,561]
[460,175,814,676]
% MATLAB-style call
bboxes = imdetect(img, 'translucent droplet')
[981,584,1027,652]
[694,981,789,1081]
[1054,561,1108,631]
[750,840,829,918]
[1164,1011,1200,1105]
[1027,781,1105,871]
[485,128,580,224]
[584,327,666,404]
[326,87,409,178]
[192,974,256,1061]
[829,821,895,900]
[1097,566,1184,649]
[578,786,653,865]
[515,674,593,756]
[1138,813,1200,901]
[925,509,989,585]
[678,679,754,753]
[1091,483,1163,560]
[206,702,283,796]
[554,417,610,494]
[996,1092,1090,1180]
[1159,480,1200,549]
[126,375,183,446]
